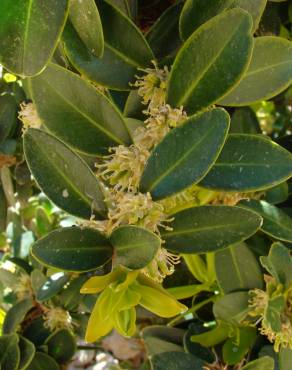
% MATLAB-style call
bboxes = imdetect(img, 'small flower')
[249,288,269,317]
[211,191,264,206]
[14,274,33,300]
[134,104,186,149]
[18,102,42,130]
[142,247,181,283]
[133,61,169,112]
[107,191,170,234]
[43,306,74,332]
[97,145,150,192]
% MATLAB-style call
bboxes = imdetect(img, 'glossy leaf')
[161,206,262,254]
[97,0,153,67]
[239,200,292,242]
[3,299,33,334]
[26,352,59,370]
[191,321,230,347]
[140,108,229,200]
[63,21,136,90]
[110,226,160,270]
[264,182,288,204]
[36,272,70,302]
[213,291,251,324]
[241,356,274,369]
[215,243,263,294]
[146,2,183,60]
[0,0,69,77]
[260,242,292,288]
[200,134,292,192]
[219,37,292,106]
[46,329,76,363]
[69,0,104,58]
[142,326,184,356]
[0,333,20,370]
[150,352,205,370]
[29,63,131,155]
[18,336,35,370]
[32,227,112,272]
[24,128,107,219]
[179,0,267,40]
[167,8,253,115]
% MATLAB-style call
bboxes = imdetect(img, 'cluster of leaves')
[0,0,292,369]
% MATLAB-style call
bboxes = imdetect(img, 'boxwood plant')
[0,0,292,369]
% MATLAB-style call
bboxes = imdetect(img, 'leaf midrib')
[41,77,124,145]
[162,221,252,237]
[146,119,221,192]
[247,60,292,78]
[22,0,33,72]
[176,14,247,106]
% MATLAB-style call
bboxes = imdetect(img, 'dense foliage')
[0,0,292,369]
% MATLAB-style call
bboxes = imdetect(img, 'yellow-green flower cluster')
[43,306,74,332]
[81,267,187,342]
[18,102,42,130]
[249,283,292,352]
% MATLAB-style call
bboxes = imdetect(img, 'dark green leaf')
[63,20,136,90]
[183,324,215,363]
[146,2,183,60]
[239,200,292,242]
[46,329,76,363]
[140,108,229,200]
[200,134,292,192]
[230,107,261,134]
[161,206,262,254]
[32,227,112,272]
[0,95,17,143]
[0,0,69,77]
[219,37,292,106]
[265,295,285,332]
[150,352,205,370]
[167,8,253,115]
[97,0,153,67]
[179,0,266,40]
[24,128,107,219]
[18,336,35,370]
[260,242,292,288]
[3,299,33,334]
[213,292,251,324]
[29,63,131,155]
[0,334,20,370]
[110,225,160,270]
[142,326,184,356]
[223,327,257,365]
[241,356,274,370]
[264,182,288,204]
[22,318,51,347]
[36,272,70,302]
[69,0,104,58]
[26,352,59,370]
[215,243,263,294]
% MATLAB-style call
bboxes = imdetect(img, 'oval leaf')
[69,0,104,58]
[23,128,107,219]
[32,227,113,272]
[26,352,59,370]
[150,352,205,370]
[0,0,69,77]
[179,0,267,40]
[46,329,76,363]
[161,205,262,254]
[140,108,230,200]
[167,8,253,115]
[29,63,131,155]
[219,36,292,106]
[241,356,274,370]
[110,225,160,270]
[215,243,263,294]
[3,299,33,334]
[18,336,35,370]
[0,334,20,370]
[36,272,70,302]
[213,291,251,324]
[200,134,292,191]
[239,199,292,243]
